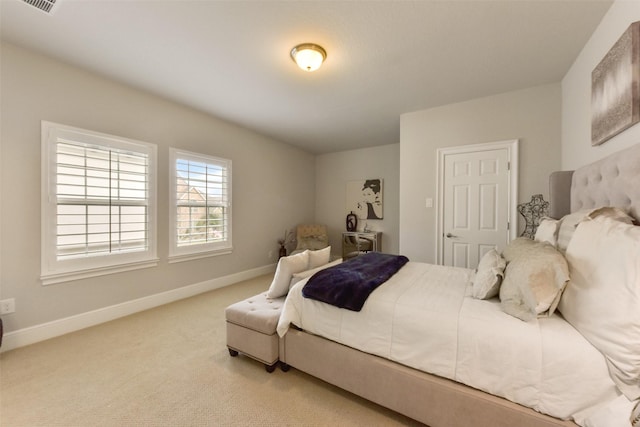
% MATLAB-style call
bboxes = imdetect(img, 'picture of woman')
[346,178,383,220]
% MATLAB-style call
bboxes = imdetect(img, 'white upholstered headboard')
[549,143,640,222]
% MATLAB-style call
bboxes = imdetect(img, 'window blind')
[55,141,149,260]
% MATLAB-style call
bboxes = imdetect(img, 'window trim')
[41,121,158,285]
[168,148,232,262]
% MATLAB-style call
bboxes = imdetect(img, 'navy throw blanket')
[302,252,409,312]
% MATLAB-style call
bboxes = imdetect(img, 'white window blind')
[42,122,158,284]
[170,149,232,260]
[56,142,149,259]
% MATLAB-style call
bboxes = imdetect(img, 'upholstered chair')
[290,224,329,255]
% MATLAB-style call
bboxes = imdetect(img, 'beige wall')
[0,42,315,333]
[315,144,400,258]
[399,84,562,263]
[562,0,640,169]
[2,0,631,341]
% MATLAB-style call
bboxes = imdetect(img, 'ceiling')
[0,0,612,154]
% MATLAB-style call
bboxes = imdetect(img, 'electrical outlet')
[268,250,274,259]
[0,298,15,315]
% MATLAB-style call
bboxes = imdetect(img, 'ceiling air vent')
[22,0,57,14]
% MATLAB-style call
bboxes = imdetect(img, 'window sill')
[168,248,233,264]
[41,258,160,285]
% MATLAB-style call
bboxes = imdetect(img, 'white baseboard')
[0,264,275,353]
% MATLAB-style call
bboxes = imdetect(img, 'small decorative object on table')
[277,229,293,259]
[346,211,357,232]
[517,194,549,239]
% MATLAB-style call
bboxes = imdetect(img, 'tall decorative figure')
[518,194,549,239]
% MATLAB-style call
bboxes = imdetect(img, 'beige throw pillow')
[556,207,633,254]
[499,238,569,321]
[559,217,640,400]
[472,249,506,300]
[534,217,560,247]
[308,246,331,269]
[266,251,309,298]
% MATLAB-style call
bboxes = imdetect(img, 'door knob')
[446,233,458,238]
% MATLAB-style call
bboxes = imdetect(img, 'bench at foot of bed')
[225,292,284,373]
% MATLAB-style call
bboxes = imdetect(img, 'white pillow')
[534,217,560,247]
[499,238,569,321]
[556,207,633,254]
[471,249,506,300]
[556,210,590,254]
[308,246,331,269]
[266,251,309,298]
[289,258,343,289]
[559,216,640,400]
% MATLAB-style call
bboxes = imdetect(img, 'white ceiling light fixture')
[290,43,327,72]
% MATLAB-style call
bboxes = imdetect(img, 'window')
[41,122,158,284]
[169,148,232,261]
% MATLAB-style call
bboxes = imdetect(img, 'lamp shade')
[290,43,326,72]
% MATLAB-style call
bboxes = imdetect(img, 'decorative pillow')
[471,249,506,300]
[266,251,310,298]
[534,217,560,247]
[499,238,569,321]
[556,207,633,254]
[289,258,343,289]
[559,216,640,400]
[308,246,331,269]
[556,210,590,254]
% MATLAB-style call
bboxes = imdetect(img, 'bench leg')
[229,347,276,373]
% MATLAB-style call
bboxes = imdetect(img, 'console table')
[342,231,382,260]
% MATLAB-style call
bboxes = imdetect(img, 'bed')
[275,142,640,427]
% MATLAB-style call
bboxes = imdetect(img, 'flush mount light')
[290,43,327,72]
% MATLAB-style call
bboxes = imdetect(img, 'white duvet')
[276,262,630,426]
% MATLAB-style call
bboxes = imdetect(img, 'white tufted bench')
[225,292,284,373]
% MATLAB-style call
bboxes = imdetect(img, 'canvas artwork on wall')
[591,21,640,146]
[346,179,383,220]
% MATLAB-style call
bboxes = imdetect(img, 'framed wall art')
[346,178,383,220]
[591,21,640,146]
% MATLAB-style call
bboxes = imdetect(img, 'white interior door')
[437,141,518,268]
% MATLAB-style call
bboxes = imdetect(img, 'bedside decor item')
[591,21,640,146]
[346,178,383,220]
[290,43,327,72]
[277,229,293,258]
[346,211,357,231]
[517,194,549,239]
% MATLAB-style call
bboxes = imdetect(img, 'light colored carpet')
[0,274,423,426]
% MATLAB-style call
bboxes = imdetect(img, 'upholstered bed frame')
[279,142,640,427]
[549,144,640,220]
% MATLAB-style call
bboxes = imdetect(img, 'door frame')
[435,139,519,265]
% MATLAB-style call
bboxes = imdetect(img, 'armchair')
[290,224,329,255]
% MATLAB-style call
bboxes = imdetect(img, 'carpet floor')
[0,274,423,426]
